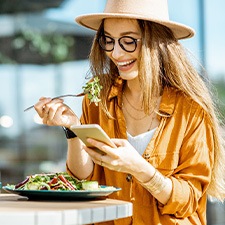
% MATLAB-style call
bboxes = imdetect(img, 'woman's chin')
[119,70,139,80]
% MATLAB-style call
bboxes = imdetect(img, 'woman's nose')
[111,41,125,59]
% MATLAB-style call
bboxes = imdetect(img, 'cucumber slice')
[82,181,99,190]
[26,182,40,190]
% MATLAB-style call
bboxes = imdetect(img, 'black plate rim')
[2,185,121,200]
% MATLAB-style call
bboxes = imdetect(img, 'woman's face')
[103,18,142,81]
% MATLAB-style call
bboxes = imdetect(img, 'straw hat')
[75,0,195,40]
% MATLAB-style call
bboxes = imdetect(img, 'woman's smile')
[116,59,136,72]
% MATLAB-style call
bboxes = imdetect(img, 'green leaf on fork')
[82,77,103,106]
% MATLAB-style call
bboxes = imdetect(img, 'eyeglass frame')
[98,35,141,53]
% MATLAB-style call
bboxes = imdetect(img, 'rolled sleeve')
[158,106,214,218]
[159,177,194,217]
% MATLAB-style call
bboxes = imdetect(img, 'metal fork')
[24,93,85,112]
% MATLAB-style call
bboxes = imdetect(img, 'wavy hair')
[88,19,225,201]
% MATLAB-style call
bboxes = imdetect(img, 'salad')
[6,172,103,191]
[82,77,102,105]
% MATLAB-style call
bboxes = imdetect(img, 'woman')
[34,0,225,224]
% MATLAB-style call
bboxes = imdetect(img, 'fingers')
[111,138,129,147]
[46,101,65,120]
[34,97,70,126]
[100,154,104,167]
[84,138,139,174]
[85,146,122,172]
[84,147,108,167]
[84,146,103,164]
[34,97,63,117]
[34,97,52,118]
[86,138,119,158]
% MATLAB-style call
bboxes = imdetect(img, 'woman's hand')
[84,138,148,176]
[34,97,80,128]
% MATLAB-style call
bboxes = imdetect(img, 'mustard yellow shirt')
[79,77,214,225]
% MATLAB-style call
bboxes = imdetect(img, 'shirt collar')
[159,87,177,116]
[108,76,124,107]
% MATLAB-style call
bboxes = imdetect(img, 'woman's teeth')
[117,60,134,66]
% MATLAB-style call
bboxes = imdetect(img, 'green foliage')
[213,78,225,120]
[12,29,75,63]
[0,52,16,64]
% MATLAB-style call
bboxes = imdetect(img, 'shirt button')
[126,174,133,182]
[143,153,150,159]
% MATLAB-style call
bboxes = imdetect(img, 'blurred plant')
[12,29,75,63]
[0,52,16,64]
[213,78,225,120]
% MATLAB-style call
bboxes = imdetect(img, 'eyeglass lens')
[98,35,139,53]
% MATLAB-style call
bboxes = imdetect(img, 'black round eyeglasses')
[98,35,141,53]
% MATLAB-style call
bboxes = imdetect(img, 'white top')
[127,128,157,155]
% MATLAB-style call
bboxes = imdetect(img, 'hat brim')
[76,13,195,40]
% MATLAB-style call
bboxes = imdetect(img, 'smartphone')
[70,124,116,154]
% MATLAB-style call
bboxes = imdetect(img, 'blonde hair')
[88,20,225,201]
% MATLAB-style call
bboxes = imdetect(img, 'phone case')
[70,124,116,149]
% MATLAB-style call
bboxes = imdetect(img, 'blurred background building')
[0,0,225,224]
